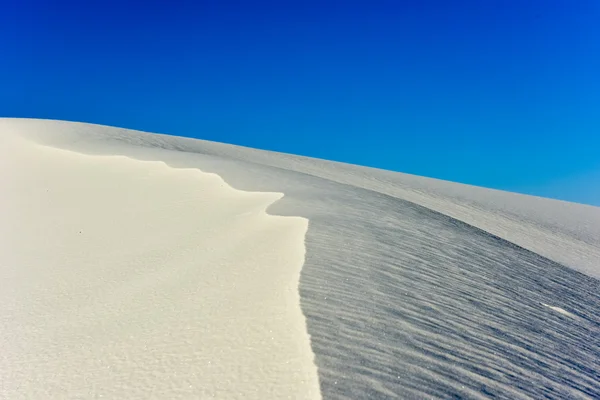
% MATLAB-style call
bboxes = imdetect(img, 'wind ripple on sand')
[298,186,600,399]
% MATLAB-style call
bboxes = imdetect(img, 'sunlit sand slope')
[0,131,320,399]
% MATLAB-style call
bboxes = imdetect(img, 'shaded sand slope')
[2,119,599,399]
[0,132,320,398]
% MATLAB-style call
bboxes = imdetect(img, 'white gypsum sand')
[1,118,599,399]
[0,133,320,399]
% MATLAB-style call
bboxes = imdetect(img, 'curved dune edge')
[3,118,597,279]
[0,134,321,399]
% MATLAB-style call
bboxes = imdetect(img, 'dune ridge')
[4,118,597,279]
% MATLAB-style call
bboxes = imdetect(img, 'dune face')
[0,131,319,398]
[1,119,599,399]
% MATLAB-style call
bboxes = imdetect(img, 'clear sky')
[2,1,599,205]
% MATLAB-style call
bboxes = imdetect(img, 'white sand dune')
[1,118,599,399]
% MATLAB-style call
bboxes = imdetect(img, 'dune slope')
[0,130,320,399]
[1,118,599,399]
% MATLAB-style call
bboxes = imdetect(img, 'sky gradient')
[2,1,599,205]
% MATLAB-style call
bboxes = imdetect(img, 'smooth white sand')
[0,134,320,399]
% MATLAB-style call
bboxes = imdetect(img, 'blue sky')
[2,1,599,205]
